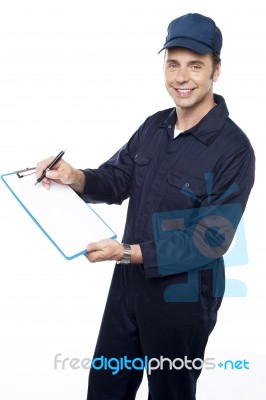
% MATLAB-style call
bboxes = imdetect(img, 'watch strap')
[117,243,132,264]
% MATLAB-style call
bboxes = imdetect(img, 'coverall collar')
[160,94,229,146]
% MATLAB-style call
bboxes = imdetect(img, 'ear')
[212,63,221,82]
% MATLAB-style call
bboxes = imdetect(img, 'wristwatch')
[117,243,132,264]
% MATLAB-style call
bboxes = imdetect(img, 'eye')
[190,64,201,71]
[168,63,178,70]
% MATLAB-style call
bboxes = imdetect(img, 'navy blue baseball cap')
[159,13,222,55]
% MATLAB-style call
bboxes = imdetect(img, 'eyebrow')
[165,59,206,66]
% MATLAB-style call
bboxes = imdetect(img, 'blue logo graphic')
[217,359,250,370]
[152,173,248,302]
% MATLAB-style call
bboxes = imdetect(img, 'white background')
[0,0,265,399]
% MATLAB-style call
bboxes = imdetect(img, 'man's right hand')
[36,157,86,193]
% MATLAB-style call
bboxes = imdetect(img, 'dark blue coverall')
[82,94,255,399]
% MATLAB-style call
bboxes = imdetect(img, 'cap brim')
[158,38,212,55]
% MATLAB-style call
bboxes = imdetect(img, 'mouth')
[173,88,196,97]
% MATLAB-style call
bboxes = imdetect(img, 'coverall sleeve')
[80,129,140,205]
[80,112,159,204]
[140,147,255,278]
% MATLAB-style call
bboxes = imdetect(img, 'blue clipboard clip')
[16,167,36,179]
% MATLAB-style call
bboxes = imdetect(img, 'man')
[37,13,255,400]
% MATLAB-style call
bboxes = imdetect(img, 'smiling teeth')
[177,89,192,92]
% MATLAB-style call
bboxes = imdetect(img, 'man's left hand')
[85,239,124,263]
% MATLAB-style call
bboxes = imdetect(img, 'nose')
[175,67,189,83]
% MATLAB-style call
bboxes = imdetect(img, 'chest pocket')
[131,151,153,194]
[134,151,152,165]
[166,170,206,209]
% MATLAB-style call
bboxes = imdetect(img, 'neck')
[176,95,216,131]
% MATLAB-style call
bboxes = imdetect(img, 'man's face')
[164,48,221,112]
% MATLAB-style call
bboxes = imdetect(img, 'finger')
[36,157,54,177]
[85,242,104,263]
[45,170,61,180]
[86,242,101,252]
[41,181,50,190]
[85,252,99,263]
[41,177,50,185]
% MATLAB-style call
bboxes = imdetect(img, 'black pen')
[35,149,66,185]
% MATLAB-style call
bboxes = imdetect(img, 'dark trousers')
[87,263,222,399]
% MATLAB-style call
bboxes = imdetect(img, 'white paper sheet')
[1,171,116,259]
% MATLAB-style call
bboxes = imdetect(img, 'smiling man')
[164,48,221,131]
[37,13,255,400]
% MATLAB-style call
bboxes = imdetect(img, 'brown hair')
[211,51,221,68]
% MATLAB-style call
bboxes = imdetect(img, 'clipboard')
[1,168,117,260]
